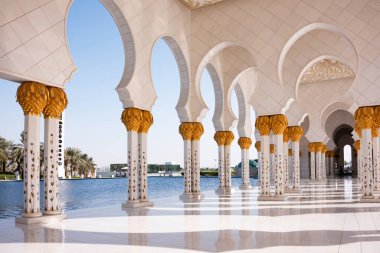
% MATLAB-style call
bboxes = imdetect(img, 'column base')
[239,184,252,190]
[257,195,287,201]
[122,200,153,208]
[180,193,204,202]
[285,188,302,194]
[16,213,66,224]
[44,210,61,216]
[360,196,380,203]
[215,188,234,195]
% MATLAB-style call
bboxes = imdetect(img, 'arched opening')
[343,144,352,175]
[149,38,182,170]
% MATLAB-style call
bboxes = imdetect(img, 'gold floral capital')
[179,122,194,141]
[192,123,204,141]
[288,149,292,156]
[355,106,374,130]
[288,126,303,142]
[315,142,324,152]
[17,81,49,116]
[308,142,316,152]
[322,146,327,153]
[139,110,154,133]
[214,131,226,146]
[354,140,361,151]
[121,107,142,132]
[283,127,289,142]
[255,141,261,152]
[224,131,234,146]
[238,137,252,149]
[374,106,380,129]
[43,87,68,119]
[270,114,288,135]
[255,116,271,136]
[270,144,275,154]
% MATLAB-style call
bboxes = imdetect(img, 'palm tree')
[0,136,12,172]
[64,147,83,177]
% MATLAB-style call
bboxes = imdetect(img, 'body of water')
[0,177,258,219]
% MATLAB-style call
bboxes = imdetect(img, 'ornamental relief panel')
[300,59,355,84]
[179,0,226,9]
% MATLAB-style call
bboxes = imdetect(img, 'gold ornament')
[255,116,271,136]
[270,114,288,135]
[288,148,292,156]
[308,142,316,152]
[372,127,379,138]
[322,145,327,153]
[121,107,142,132]
[283,127,289,142]
[214,131,226,146]
[354,140,360,151]
[315,142,324,152]
[355,106,374,130]
[139,110,153,133]
[179,122,194,141]
[43,87,68,119]
[238,137,252,149]
[288,126,303,142]
[270,144,275,154]
[374,106,380,129]
[17,81,49,116]
[192,122,204,141]
[255,141,261,152]
[224,131,234,145]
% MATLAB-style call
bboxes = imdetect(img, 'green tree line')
[0,132,96,179]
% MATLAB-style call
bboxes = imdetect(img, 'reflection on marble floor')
[0,178,380,253]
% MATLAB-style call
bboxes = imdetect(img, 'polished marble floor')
[0,178,380,252]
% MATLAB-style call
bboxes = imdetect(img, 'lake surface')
[0,177,258,219]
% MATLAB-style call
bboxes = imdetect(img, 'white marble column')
[372,130,380,191]
[261,135,270,196]
[183,140,192,195]
[293,141,301,190]
[270,144,274,184]
[354,141,361,187]
[288,149,293,186]
[273,134,285,197]
[322,150,326,180]
[315,143,323,181]
[43,118,60,214]
[310,149,316,180]
[16,82,49,219]
[128,131,139,203]
[283,142,289,191]
[192,140,201,194]
[23,115,43,217]
[138,132,152,204]
[224,144,232,190]
[255,141,262,185]
[238,137,252,190]
[218,145,225,189]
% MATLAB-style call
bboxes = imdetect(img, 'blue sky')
[0,0,352,168]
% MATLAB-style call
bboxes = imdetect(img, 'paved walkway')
[0,179,379,252]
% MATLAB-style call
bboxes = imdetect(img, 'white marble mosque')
[2,0,380,252]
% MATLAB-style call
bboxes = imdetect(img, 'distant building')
[234,159,259,178]
[110,163,182,174]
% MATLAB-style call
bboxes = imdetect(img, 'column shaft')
[224,145,231,189]
[138,133,148,201]
[373,135,380,191]
[261,135,270,195]
[293,141,301,190]
[362,129,374,197]
[310,152,316,180]
[273,135,284,196]
[241,149,250,187]
[127,131,138,202]
[183,140,192,194]
[23,115,42,217]
[218,145,225,189]
[283,142,289,191]
[191,140,201,193]
[316,151,322,181]
[44,118,60,214]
